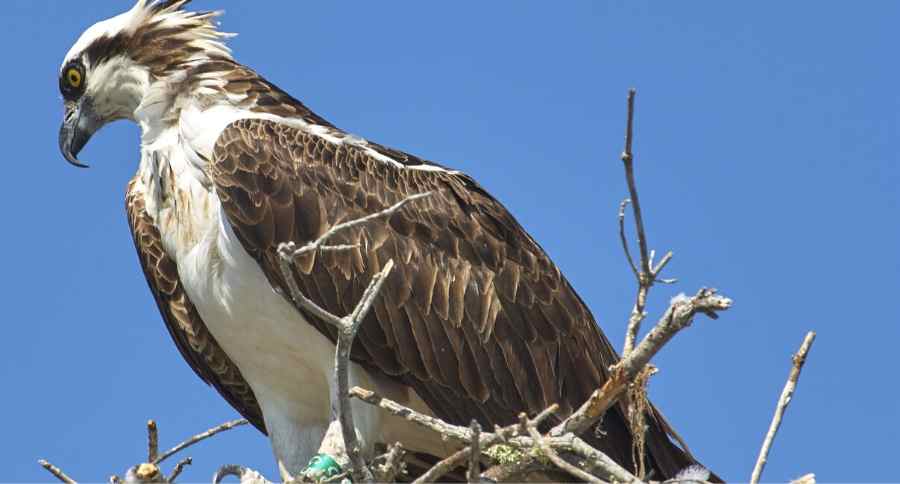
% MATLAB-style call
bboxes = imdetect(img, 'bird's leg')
[299,421,360,482]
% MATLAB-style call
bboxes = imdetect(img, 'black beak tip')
[58,123,90,169]
[65,154,90,169]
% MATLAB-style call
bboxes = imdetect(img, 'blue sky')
[3,1,898,482]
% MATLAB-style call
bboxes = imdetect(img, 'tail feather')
[644,404,722,482]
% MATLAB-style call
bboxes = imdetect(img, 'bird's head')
[58,0,232,167]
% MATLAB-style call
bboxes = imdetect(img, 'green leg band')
[302,454,344,482]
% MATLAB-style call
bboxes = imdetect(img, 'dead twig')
[166,457,192,483]
[619,89,677,358]
[279,192,432,259]
[372,443,406,482]
[331,261,394,483]
[750,331,817,484]
[552,288,732,438]
[524,416,604,484]
[618,198,639,279]
[38,459,77,484]
[413,447,471,484]
[467,420,482,483]
[153,418,248,465]
[350,386,641,482]
[277,193,431,482]
[147,420,159,463]
[620,88,651,358]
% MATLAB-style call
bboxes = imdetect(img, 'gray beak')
[59,97,101,168]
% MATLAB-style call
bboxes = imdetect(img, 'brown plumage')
[204,117,697,477]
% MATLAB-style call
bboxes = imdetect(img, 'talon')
[301,454,344,482]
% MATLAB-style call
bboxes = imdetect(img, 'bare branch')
[750,331,817,484]
[350,386,474,443]
[618,89,680,358]
[553,288,732,437]
[524,415,604,484]
[618,198,639,278]
[38,459,77,484]
[652,250,674,278]
[467,420,482,483]
[276,193,429,329]
[620,88,650,279]
[166,457,191,483]
[556,434,637,483]
[413,447,471,484]
[622,289,732,377]
[623,285,650,357]
[332,261,395,483]
[280,192,432,259]
[276,194,431,482]
[351,385,641,482]
[372,443,406,482]
[277,196,430,482]
[147,420,159,463]
[153,419,248,465]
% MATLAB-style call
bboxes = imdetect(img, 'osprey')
[59,1,702,480]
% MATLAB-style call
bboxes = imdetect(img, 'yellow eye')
[66,67,82,88]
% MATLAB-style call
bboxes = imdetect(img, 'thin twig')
[351,386,639,482]
[559,434,637,483]
[618,89,679,357]
[153,419,248,465]
[147,420,159,463]
[276,194,429,328]
[750,331,817,484]
[276,200,429,482]
[334,261,395,483]
[278,196,429,482]
[413,447,471,484]
[623,285,650,357]
[619,198,639,278]
[38,459,77,484]
[280,192,432,259]
[373,443,406,482]
[467,420,482,483]
[525,418,605,484]
[166,457,192,482]
[621,88,650,279]
[350,387,558,447]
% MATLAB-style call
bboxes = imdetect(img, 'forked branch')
[618,89,676,360]
[277,193,431,483]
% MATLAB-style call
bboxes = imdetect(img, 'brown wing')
[209,118,694,476]
[126,177,265,433]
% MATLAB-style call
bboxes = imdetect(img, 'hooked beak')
[59,97,101,168]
